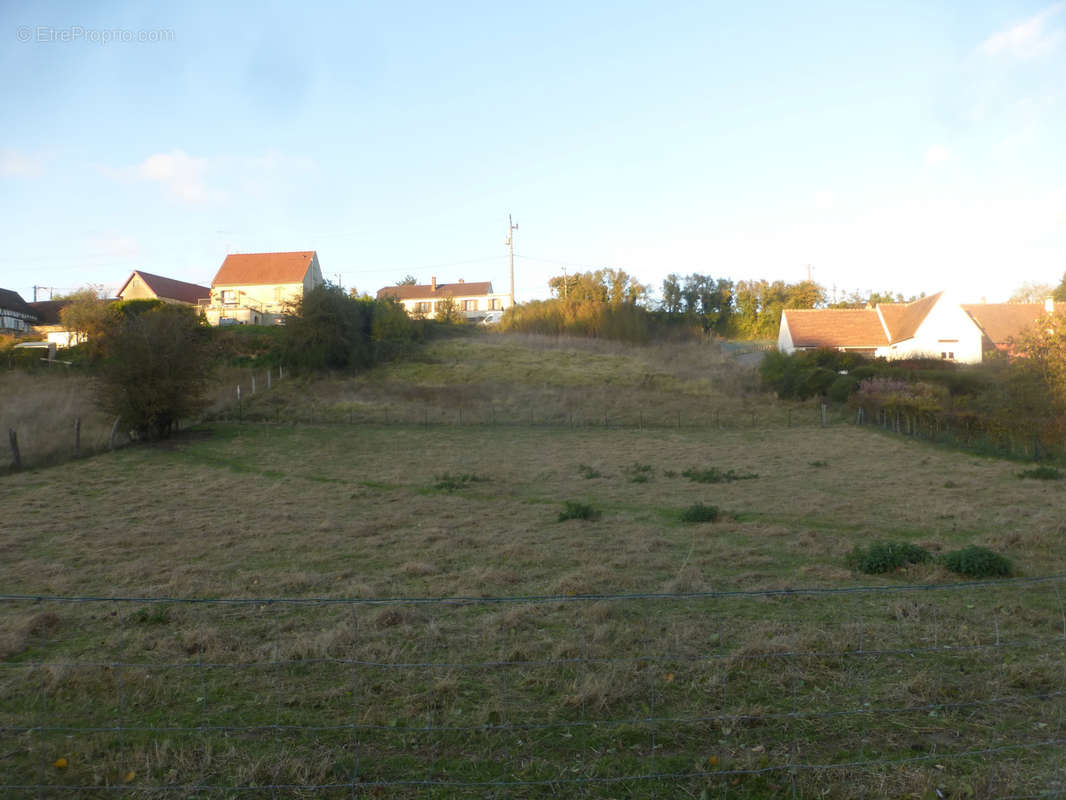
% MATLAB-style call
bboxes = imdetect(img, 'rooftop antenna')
[506,214,518,307]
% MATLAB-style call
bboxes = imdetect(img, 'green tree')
[1053,272,1066,302]
[433,296,465,324]
[661,274,683,313]
[396,275,418,286]
[282,284,374,370]
[57,286,112,353]
[95,305,211,439]
[1010,282,1054,304]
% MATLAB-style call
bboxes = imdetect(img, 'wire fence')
[4,578,1066,797]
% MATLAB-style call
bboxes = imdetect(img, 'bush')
[940,546,1012,578]
[95,305,212,439]
[828,375,860,403]
[1018,466,1063,480]
[622,462,653,483]
[558,501,600,522]
[578,464,602,479]
[433,473,488,492]
[679,503,719,523]
[848,541,931,574]
[681,466,758,483]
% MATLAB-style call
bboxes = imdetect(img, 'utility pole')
[806,264,812,282]
[562,265,568,300]
[506,214,518,308]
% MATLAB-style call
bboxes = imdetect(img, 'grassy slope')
[2,332,1066,798]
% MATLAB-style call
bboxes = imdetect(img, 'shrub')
[679,503,719,523]
[848,541,931,574]
[578,464,602,479]
[940,546,1012,578]
[622,462,653,483]
[558,501,600,522]
[1018,466,1063,480]
[95,305,212,439]
[828,375,860,403]
[682,467,758,483]
[433,473,488,492]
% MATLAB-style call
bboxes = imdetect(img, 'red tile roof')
[962,302,1066,345]
[377,281,494,301]
[885,292,941,343]
[783,308,888,348]
[118,271,210,305]
[212,251,316,287]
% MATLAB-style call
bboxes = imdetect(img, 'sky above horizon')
[2,1,1065,305]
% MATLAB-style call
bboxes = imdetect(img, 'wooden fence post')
[74,417,81,458]
[8,428,21,470]
[109,417,121,451]
[820,403,827,427]
[251,375,256,394]
[267,369,272,390]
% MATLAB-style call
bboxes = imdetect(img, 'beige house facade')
[201,251,323,326]
[376,277,512,323]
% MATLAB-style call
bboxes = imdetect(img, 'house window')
[940,351,955,360]
[414,302,431,314]
[221,290,238,306]
[489,298,502,310]
[462,299,477,311]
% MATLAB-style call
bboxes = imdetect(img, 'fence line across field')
[3,577,1066,796]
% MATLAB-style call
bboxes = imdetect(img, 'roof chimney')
[1046,297,1055,314]
[431,276,437,291]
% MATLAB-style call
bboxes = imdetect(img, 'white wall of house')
[777,315,796,354]
[882,294,984,363]
[399,292,512,320]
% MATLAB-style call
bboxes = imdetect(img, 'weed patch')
[681,466,759,484]
[433,472,489,492]
[558,501,601,522]
[622,462,654,483]
[809,460,828,468]
[679,503,720,523]
[941,546,1012,578]
[848,542,931,574]
[577,464,602,479]
[1018,466,1063,481]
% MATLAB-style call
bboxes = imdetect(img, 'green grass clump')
[623,462,654,483]
[809,460,828,468]
[577,464,602,479]
[940,546,1012,578]
[1018,466,1063,480]
[679,503,719,523]
[681,466,758,484]
[433,472,489,492]
[848,542,931,574]
[558,501,601,522]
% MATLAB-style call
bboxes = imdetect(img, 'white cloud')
[979,3,1064,58]
[925,145,951,165]
[135,150,210,202]
[0,149,43,176]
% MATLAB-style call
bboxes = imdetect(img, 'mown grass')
[3,334,1066,797]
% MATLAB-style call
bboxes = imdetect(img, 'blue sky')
[2,0,1064,304]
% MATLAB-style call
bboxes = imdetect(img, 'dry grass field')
[2,334,1066,798]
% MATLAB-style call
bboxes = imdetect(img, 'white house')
[0,289,38,334]
[376,277,512,323]
[778,292,1013,364]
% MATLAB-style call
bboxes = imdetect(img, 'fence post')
[74,417,81,458]
[279,365,284,381]
[251,375,256,395]
[237,385,242,421]
[109,417,121,451]
[821,403,827,427]
[267,369,272,390]
[8,428,21,470]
